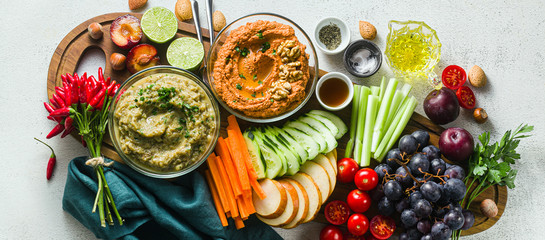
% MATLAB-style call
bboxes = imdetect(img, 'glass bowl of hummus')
[206,13,319,123]
[108,66,220,178]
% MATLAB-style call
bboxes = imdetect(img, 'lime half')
[167,37,204,71]
[141,7,178,44]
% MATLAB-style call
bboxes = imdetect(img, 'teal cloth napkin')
[62,156,283,240]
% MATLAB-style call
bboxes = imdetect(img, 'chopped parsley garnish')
[271,99,274,102]
[261,42,271,52]
[236,83,242,90]
[256,30,263,39]
[251,93,256,98]
[140,96,145,101]
[253,74,257,80]
[235,46,240,52]
[258,80,263,85]
[240,47,250,57]
[239,74,246,79]
[272,49,276,55]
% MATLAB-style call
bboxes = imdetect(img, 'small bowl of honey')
[315,72,354,111]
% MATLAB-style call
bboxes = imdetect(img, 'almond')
[212,10,226,32]
[359,21,377,40]
[468,65,487,87]
[175,0,193,22]
[128,0,147,10]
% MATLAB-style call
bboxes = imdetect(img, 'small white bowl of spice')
[316,72,354,111]
[314,17,351,55]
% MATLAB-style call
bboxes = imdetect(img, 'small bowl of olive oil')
[316,72,354,111]
[314,17,351,55]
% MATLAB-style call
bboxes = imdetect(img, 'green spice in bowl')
[314,17,350,55]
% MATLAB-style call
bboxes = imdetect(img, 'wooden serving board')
[47,12,506,236]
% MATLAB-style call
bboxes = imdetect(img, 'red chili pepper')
[47,115,62,123]
[79,75,87,104]
[52,94,66,108]
[67,73,76,85]
[44,102,55,113]
[49,107,70,118]
[61,74,67,83]
[105,77,111,86]
[89,88,106,107]
[34,138,57,180]
[50,97,60,109]
[98,67,105,82]
[69,77,79,105]
[55,86,64,93]
[46,123,65,139]
[61,125,74,138]
[63,85,72,106]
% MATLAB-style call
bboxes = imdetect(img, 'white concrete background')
[1,0,543,239]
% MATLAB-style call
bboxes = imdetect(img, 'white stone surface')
[1,0,544,239]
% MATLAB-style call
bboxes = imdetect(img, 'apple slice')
[280,178,309,229]
[257,180,299,227]
[252,179,287,219]
[313,154,336,197]
[288,173,322,223]
[325,150,337,175]
[300,161,330,204]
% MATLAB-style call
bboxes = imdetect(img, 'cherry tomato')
[354,168,378,191]
[369,215,396,240]
[442,65,467,90]
[324,200,351,225]
[456,86,476,109]
[347,189,372,213]
[320,225,344,240]
[347,213,369,236]
[337,158,359,183]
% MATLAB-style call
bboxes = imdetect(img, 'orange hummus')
[213,20,310,118]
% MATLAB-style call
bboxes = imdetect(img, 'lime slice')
[167,37,204,71]
[141,7,178,44]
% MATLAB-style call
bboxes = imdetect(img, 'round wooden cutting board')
[46,12,507,236]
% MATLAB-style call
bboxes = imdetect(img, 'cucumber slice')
[262,138,288,177]
[308,110,348,139]
[305,113,339,139]
[262,128,300,176]
[251,127,283,179]
[284,120,327,153]
[298,116,337,153]
[243,130,266,179]
[265,126,303,163]
[271,126,309,163]
[284,127,320,160]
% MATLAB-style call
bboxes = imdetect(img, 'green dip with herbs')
[114,73,217,171]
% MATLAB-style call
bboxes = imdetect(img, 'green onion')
[371,78,399,153]
[345,84,361,158]
[361,95,379,167]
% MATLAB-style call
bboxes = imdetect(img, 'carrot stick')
[227,115,259,181]
[243,194,255,215]
[227,128,251,194]
[215,137,243,197]
[215,156,239,218]
[206,154,230,213]
[205,170,229,227]
[250,179,267,200]
[236,196,248,220]
[234,216,245,229]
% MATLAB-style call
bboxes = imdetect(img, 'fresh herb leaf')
[256,30,263,39]
[236,83,242,90]
[261,42,271,52]
[239,74,246,79]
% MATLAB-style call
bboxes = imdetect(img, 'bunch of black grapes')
[372,130,475,240]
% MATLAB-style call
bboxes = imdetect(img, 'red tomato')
[369,215,396,240]
[347,213,369,236]
[324,200,351,225]
[442,65,467,90]
[320,225,344,240]
[347,189,372,213]
[337,158,359,183]
[456,86,476,109]
[354,168,378,191]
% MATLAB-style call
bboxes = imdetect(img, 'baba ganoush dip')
[213,20,310,118]
[113,73,217,171]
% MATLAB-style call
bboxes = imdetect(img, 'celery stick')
[370,86,380,97]
[385,83,413,129]
[374,99,411,160]
[371,78,399,153]
[375,97,417,161]
[384,90,404,129]
[378,76,386,101]
[354,87,370,164]
[344,85,361,158]
[361,95,379,167]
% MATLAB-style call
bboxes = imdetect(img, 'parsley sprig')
[452,124,533,239]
